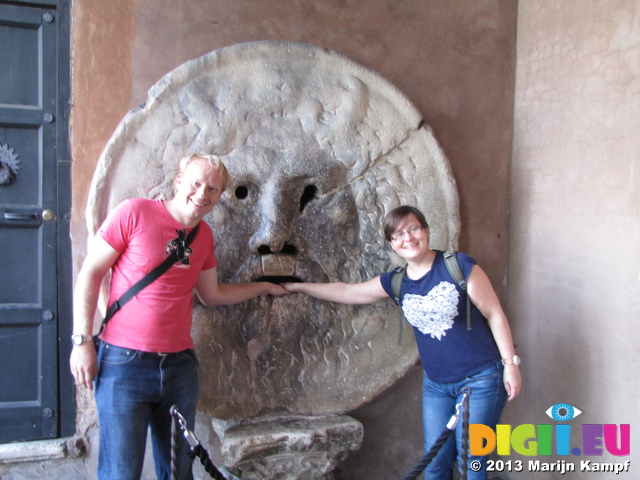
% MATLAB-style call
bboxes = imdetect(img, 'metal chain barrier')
[460,386,471,478]
[402,387,472,480]
[170,405,228,480]
[171,407,181,480]
[170,387,472,480]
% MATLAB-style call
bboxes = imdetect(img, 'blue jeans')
[422,363,507,480]
[95,342,199,480]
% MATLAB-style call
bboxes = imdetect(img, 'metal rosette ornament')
[0,144,20,186]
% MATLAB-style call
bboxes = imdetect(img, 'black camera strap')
[97,224,199,335]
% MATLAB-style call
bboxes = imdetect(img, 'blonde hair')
[178,153,233,193]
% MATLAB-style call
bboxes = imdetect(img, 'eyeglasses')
[389,225,424,242]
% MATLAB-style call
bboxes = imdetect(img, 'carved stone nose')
[248,186,301,283]
[249,182,296,255]
[250,219,294,256]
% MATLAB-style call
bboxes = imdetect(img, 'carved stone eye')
[235,185,248,199]
[299,185,316,211]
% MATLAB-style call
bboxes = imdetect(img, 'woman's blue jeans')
[95,342,199,480]
[422,363,507,480]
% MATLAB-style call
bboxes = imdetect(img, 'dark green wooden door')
[0,0,72,443]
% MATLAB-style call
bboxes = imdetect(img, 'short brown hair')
[383,205,429,241]
[179,153,233,192]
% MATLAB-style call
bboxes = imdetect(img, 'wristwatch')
[71,334,92,346]
[502,355,521,366]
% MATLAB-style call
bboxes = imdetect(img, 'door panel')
[0,5,40,106]
[0,1,59,443]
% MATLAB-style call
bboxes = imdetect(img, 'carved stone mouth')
[229,253,328,285]
[258,254,302,284]
[261,253,296,276]
[256,275,302,284]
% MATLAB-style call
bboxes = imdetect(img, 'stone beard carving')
[88,41,460,420]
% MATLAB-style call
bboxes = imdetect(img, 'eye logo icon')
[545,403,583,422]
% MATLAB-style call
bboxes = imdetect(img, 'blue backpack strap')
[443,251,472,331]
[391,266,406,344]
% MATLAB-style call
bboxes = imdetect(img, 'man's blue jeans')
[95,342,199,480]
[422,363,507,480]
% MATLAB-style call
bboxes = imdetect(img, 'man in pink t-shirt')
[70,154,288,480]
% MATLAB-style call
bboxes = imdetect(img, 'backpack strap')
[391,266,406,345]
[443,251,472,331]
[97,224,200,335]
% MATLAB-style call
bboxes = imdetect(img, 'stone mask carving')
[88,41,460,420]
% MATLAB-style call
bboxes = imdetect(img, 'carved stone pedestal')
[215,414,363,480]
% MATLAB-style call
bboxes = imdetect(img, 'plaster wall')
[70,0,517,292]
[504,0,639,477]
[2,1,516,479]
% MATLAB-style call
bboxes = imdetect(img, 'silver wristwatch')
[502,355,521,366]
[71,334,93,346]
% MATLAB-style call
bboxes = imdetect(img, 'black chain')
[459,386,471,479]
[171,409,181,480]
[170,405,228,480]
[189,445,227,480]
[403,387,472,480]
[402,428,455,480]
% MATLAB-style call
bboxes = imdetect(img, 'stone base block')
[216,414,363,480]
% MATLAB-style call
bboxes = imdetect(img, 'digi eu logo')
[546,403,582,422]
[470,403,631,457]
